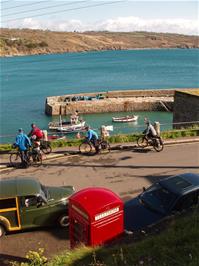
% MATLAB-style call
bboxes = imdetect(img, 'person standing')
[100,125,109,140]
[14,128,31,167]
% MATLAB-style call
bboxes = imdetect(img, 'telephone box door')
[71,217,90,248]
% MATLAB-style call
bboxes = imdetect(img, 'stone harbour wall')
[173,89,199,128]
[45,89,179,116]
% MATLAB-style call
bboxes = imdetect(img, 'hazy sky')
[0,0,198,35]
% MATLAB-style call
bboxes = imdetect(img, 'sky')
[0,0,199,35]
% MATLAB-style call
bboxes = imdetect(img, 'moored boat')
[112,115,138,123]
[48,115,86,133]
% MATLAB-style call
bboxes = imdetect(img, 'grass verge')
[49,209,199,266]
[1,127,199,152]
[13,209,199,266]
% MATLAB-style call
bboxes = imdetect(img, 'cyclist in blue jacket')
[14,128,31,166]
[85,126,99,153]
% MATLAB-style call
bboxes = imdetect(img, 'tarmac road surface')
[0,142,199,265]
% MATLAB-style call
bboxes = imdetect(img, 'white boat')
[112,115,138,123]
[56,121,86,133]
[48,115,86,133]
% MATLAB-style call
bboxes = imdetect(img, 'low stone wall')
[45,89,177,116]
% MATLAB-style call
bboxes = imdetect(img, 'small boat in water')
[112,115,138,123]
[48,115,86,133]
[47,135,66,141]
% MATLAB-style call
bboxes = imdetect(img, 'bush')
[25,42,38,49]
[11,248,47,266]
[39,41,48,47]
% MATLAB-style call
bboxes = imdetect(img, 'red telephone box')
[69,187,124,248]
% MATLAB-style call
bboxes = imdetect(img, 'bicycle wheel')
[153,138,164,152]
[41,143,52,154]
[30,152,42,167]
[98,140,111,154]
[79,142,92,155]
[10,153,21,167]
[137,136,148,148]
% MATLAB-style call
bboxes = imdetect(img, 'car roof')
[159,173,199,196]
[0,178,41,198]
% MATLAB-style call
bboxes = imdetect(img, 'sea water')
[0,49,199,143]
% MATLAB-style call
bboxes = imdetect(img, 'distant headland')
[0,28,199,57]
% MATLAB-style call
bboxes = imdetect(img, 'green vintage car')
[0,177,75,237]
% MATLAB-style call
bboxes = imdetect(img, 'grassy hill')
[0,28,199,57]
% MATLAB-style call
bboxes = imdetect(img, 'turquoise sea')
[0,49,199,143]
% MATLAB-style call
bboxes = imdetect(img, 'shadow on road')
[44,162,199,170]
[0,254,29,266]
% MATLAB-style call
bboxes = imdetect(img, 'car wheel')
[58,214,69,227]
[0,224,5,238]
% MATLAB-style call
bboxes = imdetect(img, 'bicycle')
[137,134,164,152]
[10,146,42,168]
[79,138,110,155]
[40,139,52,154]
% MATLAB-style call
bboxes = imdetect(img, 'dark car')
[0,177,75,237]
[124,173,199,232]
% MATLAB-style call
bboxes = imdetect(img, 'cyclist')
[85,126,99,153]
[28,123,43,153]
[13,128,31,167]
[144,118,157,139]
[28,123,43,141]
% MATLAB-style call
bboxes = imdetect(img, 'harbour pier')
[45,89,176,116]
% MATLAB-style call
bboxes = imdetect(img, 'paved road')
[0,142,199,264]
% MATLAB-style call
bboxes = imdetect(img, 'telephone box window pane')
[73,220,89,245]
[74,221,84,240]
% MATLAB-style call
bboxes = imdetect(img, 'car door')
[172,190,198,212]
[19,195,52,229]
[0,197,21,232]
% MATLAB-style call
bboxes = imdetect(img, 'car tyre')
[58,214,69,227]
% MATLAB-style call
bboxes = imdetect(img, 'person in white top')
[144,118,157,138]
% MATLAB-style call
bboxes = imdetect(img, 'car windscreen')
[40,183,49,200]
[140,183,177,214]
